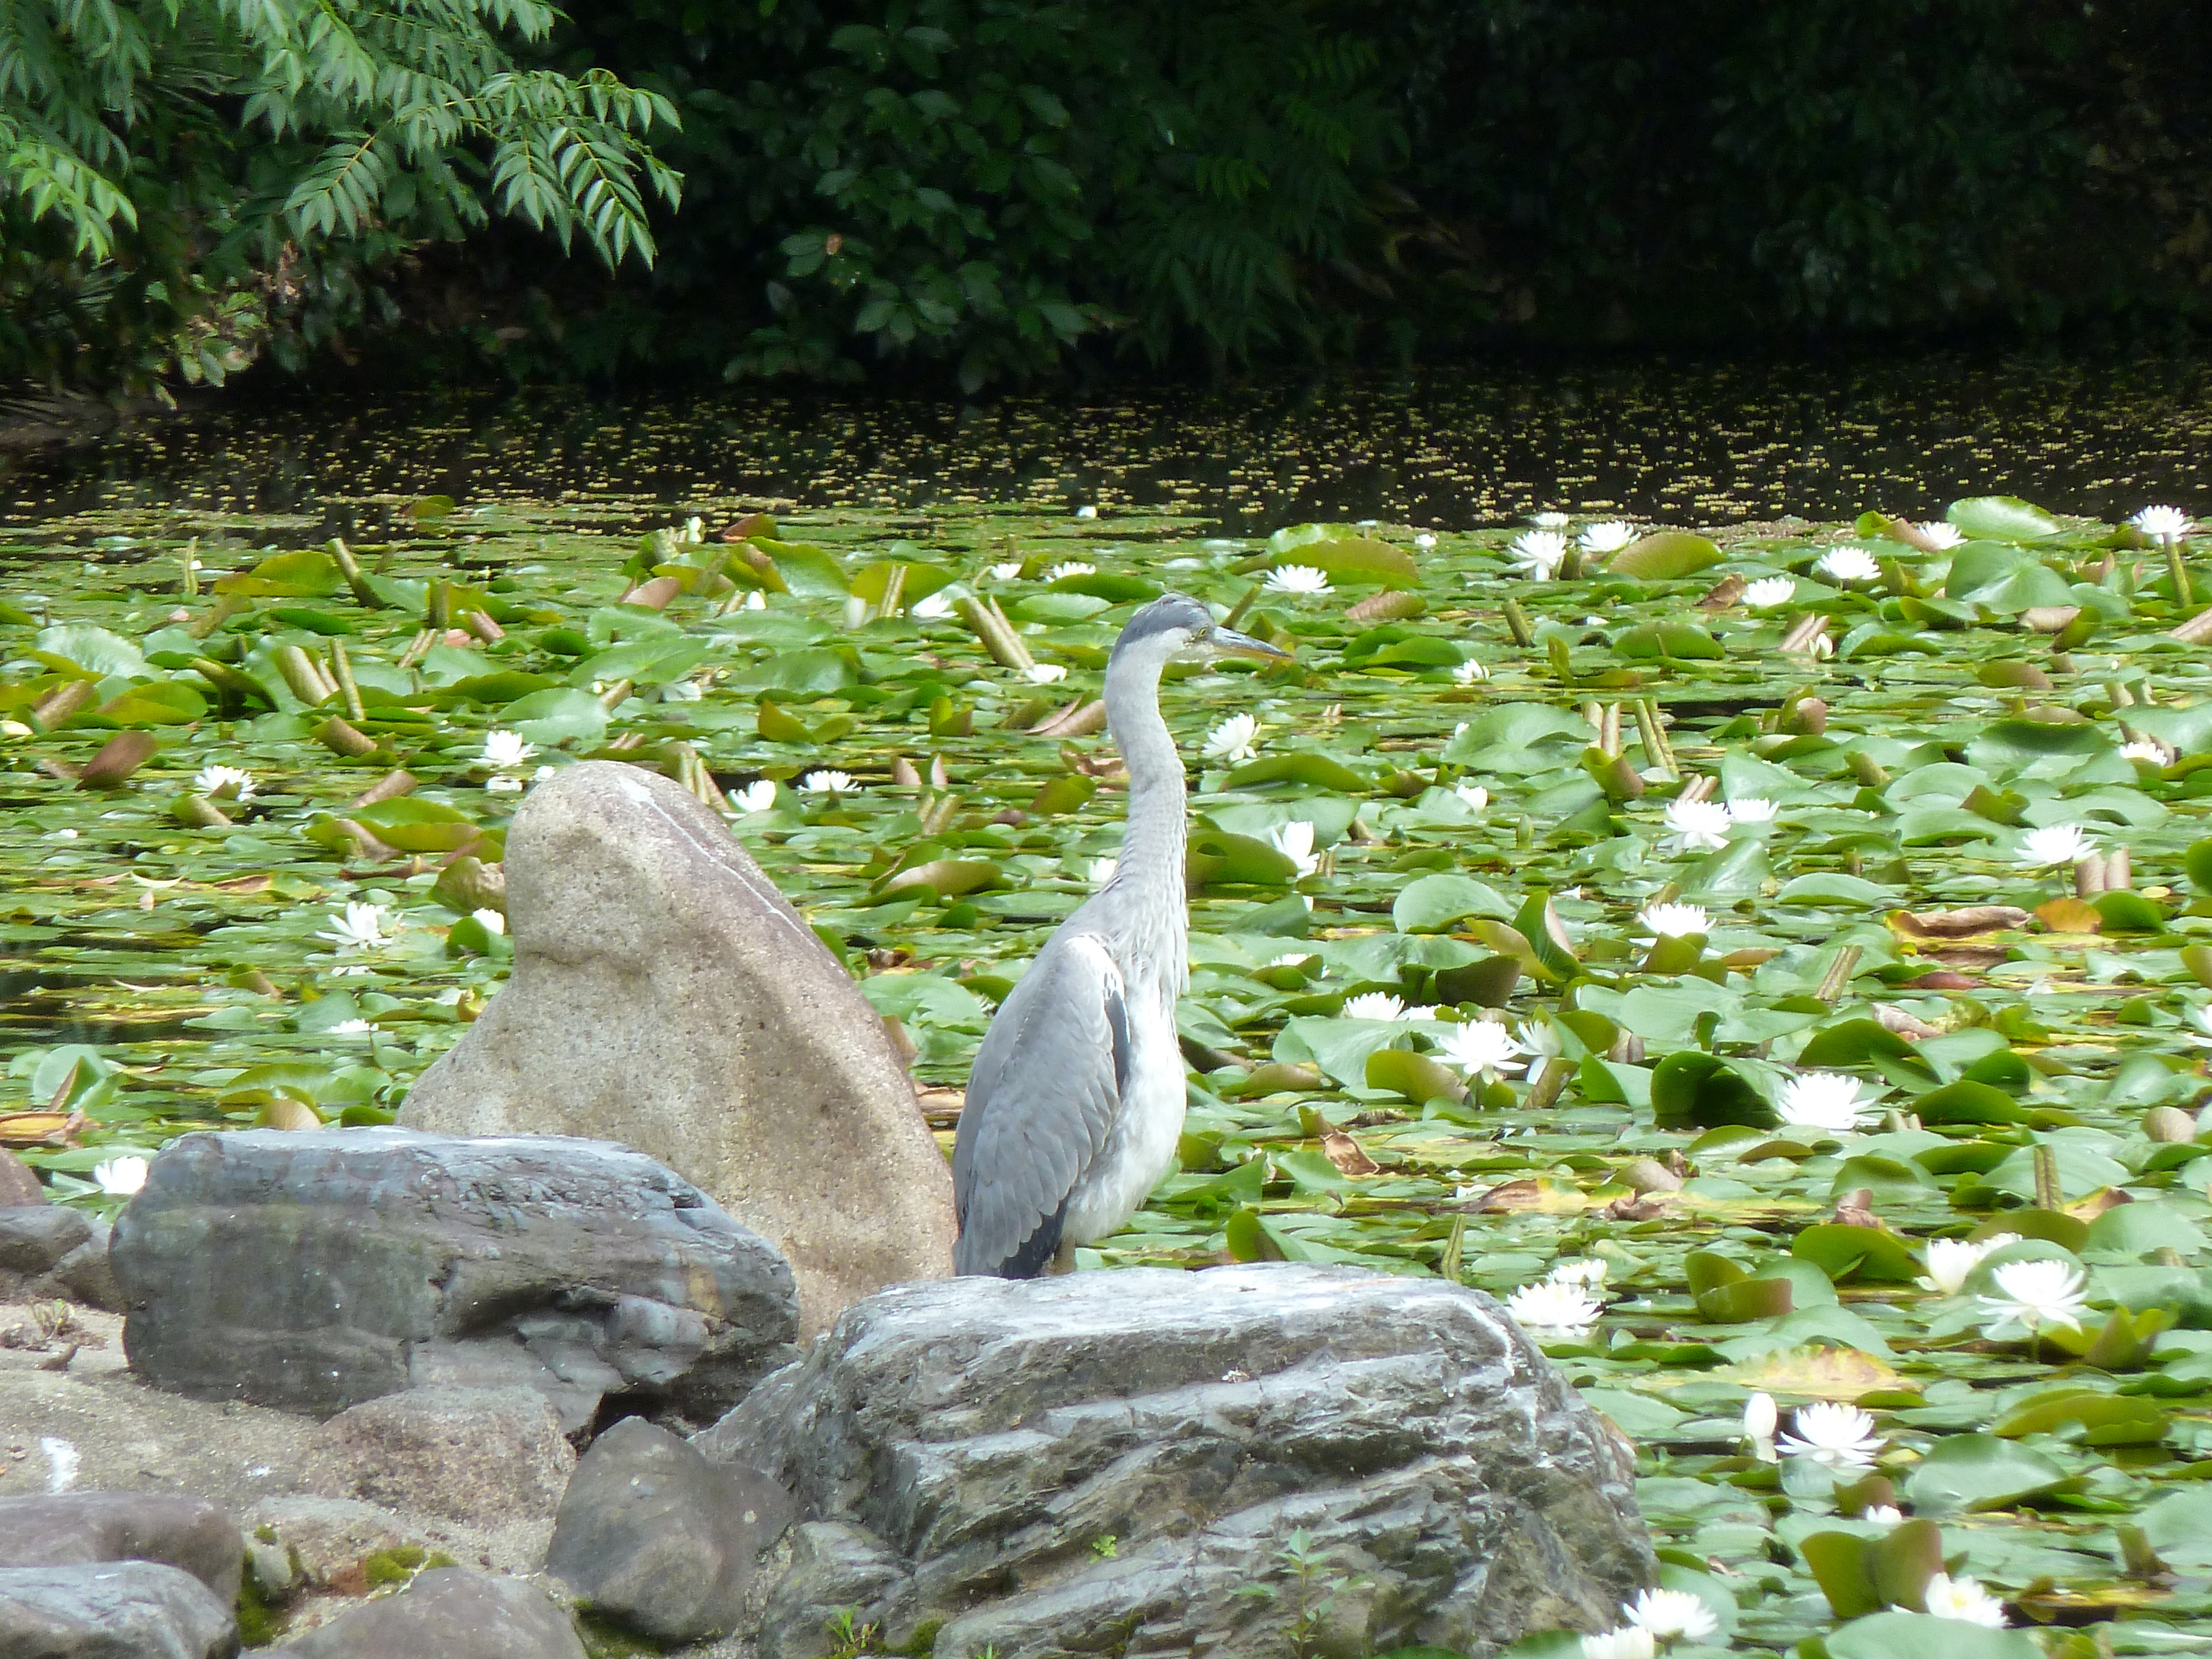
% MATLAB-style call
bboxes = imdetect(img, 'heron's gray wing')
[952,933,1130,1277]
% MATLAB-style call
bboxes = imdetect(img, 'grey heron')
[952,593,1291,1277]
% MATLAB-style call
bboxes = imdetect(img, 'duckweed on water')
[8,488,2212,1656]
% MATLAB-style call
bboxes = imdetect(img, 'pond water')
[7,348,2209,533]
[9,347,2212,1654]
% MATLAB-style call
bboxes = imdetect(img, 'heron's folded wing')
[952,935,1128,1275]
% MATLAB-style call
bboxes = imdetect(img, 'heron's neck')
[1105,656,1188,981]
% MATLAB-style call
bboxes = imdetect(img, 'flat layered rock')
[0,1559,238,1659]
[397,760,954,1335]
[270,1568,584,1659]
[0,1493,242,1603]
[698,1263,1655,1659]
[0,1209,119,1310]
[113,1128,799,1429]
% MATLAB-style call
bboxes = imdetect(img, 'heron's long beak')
[1208,625,1293,662]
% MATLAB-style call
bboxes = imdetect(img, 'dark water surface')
[7,349,2210,531]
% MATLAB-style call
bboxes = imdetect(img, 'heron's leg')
[1047,1238,1080,1276]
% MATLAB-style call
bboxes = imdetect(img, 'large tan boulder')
[399,761,954,1335]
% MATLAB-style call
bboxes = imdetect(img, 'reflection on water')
[7,351,2209,532]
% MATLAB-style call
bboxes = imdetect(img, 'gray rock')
[311,1387,575,1526]
[0,1493,243,1603]
[0,1207,117,1306]
[0,1560,239,1659]
[397,760,955,1337]
[113,1128,799,1428]
[0,1149,45,1206]
[272,1567,584,1659]
[697,1264,1655,1659]
[545,1415,792,1643]
[242,1498,432,1592]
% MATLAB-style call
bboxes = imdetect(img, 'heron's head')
[1109,593,1291,676]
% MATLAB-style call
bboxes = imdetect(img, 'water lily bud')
[1743,1391,1778,1440]
[2143,1106,2197,1144]
[1621,1157,1683,1193]
[1781,696,1827,735]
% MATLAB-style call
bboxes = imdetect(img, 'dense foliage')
[0,0,678,389]
[3,0,2208,393]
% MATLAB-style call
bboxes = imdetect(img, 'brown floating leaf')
[1697,573,1747,611]
[349,770,418,809]
[1872,1004,1941,1039]
[1900,969,1977,990]
[76,731,159,789]
[1319,1123,1380,1177]
[29,679,95,731]
[619,575,682,611]
[2035,896,2103,934]
[1344,589,1426,623]
[890,756,921,787]
[0,1110,84,1149]
[1031,698,1108,737]
[1621,1157,1684,1193]
[2171,608,2212,644]
[1603,1194,1671,1221]
[1729,1345,1899,1400]
[1888,905,2031,940]
[432,855,505,915]
[2022,605,2083,634]
[1833,1188,1882,1229]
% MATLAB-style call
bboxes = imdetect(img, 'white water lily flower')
[1506,1278,1601,1334]
[1742,575,1797,609]
[1978,1258,2089,1338]
[1074,505,1099,519]
[1578,520,1637,555]
[1623,1587,1719,1643]
[1742,1391,1778,1441]
[92,1155,148,1197]
[682,515,704,543]
[1661,797,1731,852]
[743,589,767,610]
[1507,529,1569,579]
[1549,1258,1609,1289]
[989,561,1024,581]
[1452,658,1489,685]
[2120,738,2172,765]
[328,1019,374,1036]
[799,769,857,795]
[1264,565,1332,596]
[1922,1572,2008,1628]
[1725,797,1777,823]
[1580,1628,1655,1659]
[1814,546,1881,585]
[1203,713,1261,763]
[734,780,778,815]
[1637,901,1710,938]
[1777,1071,1879,1134]
[2131,505,2194,544]
[1088,857,1118,888]
[193,764,256,802]
[470,908,505,937]
[1024,662,1068,684]
[1438,1018,1530,1081]
[1453,782,1489,812]
[2017,823,2095,867]
[1414,533,1438,550]
[1917,1233,2017,1295]
[1342,991,1406,1021]
[317,901,392,951]
[487,775,524,794]
[1269,820,1319,877]
[1776,1401,1882,1468]
[1531,511,1572,530]
[482,730,536,769]
[909,589,954,620]
[1046,560,1095,580]
[1863,1504,1904,1525]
